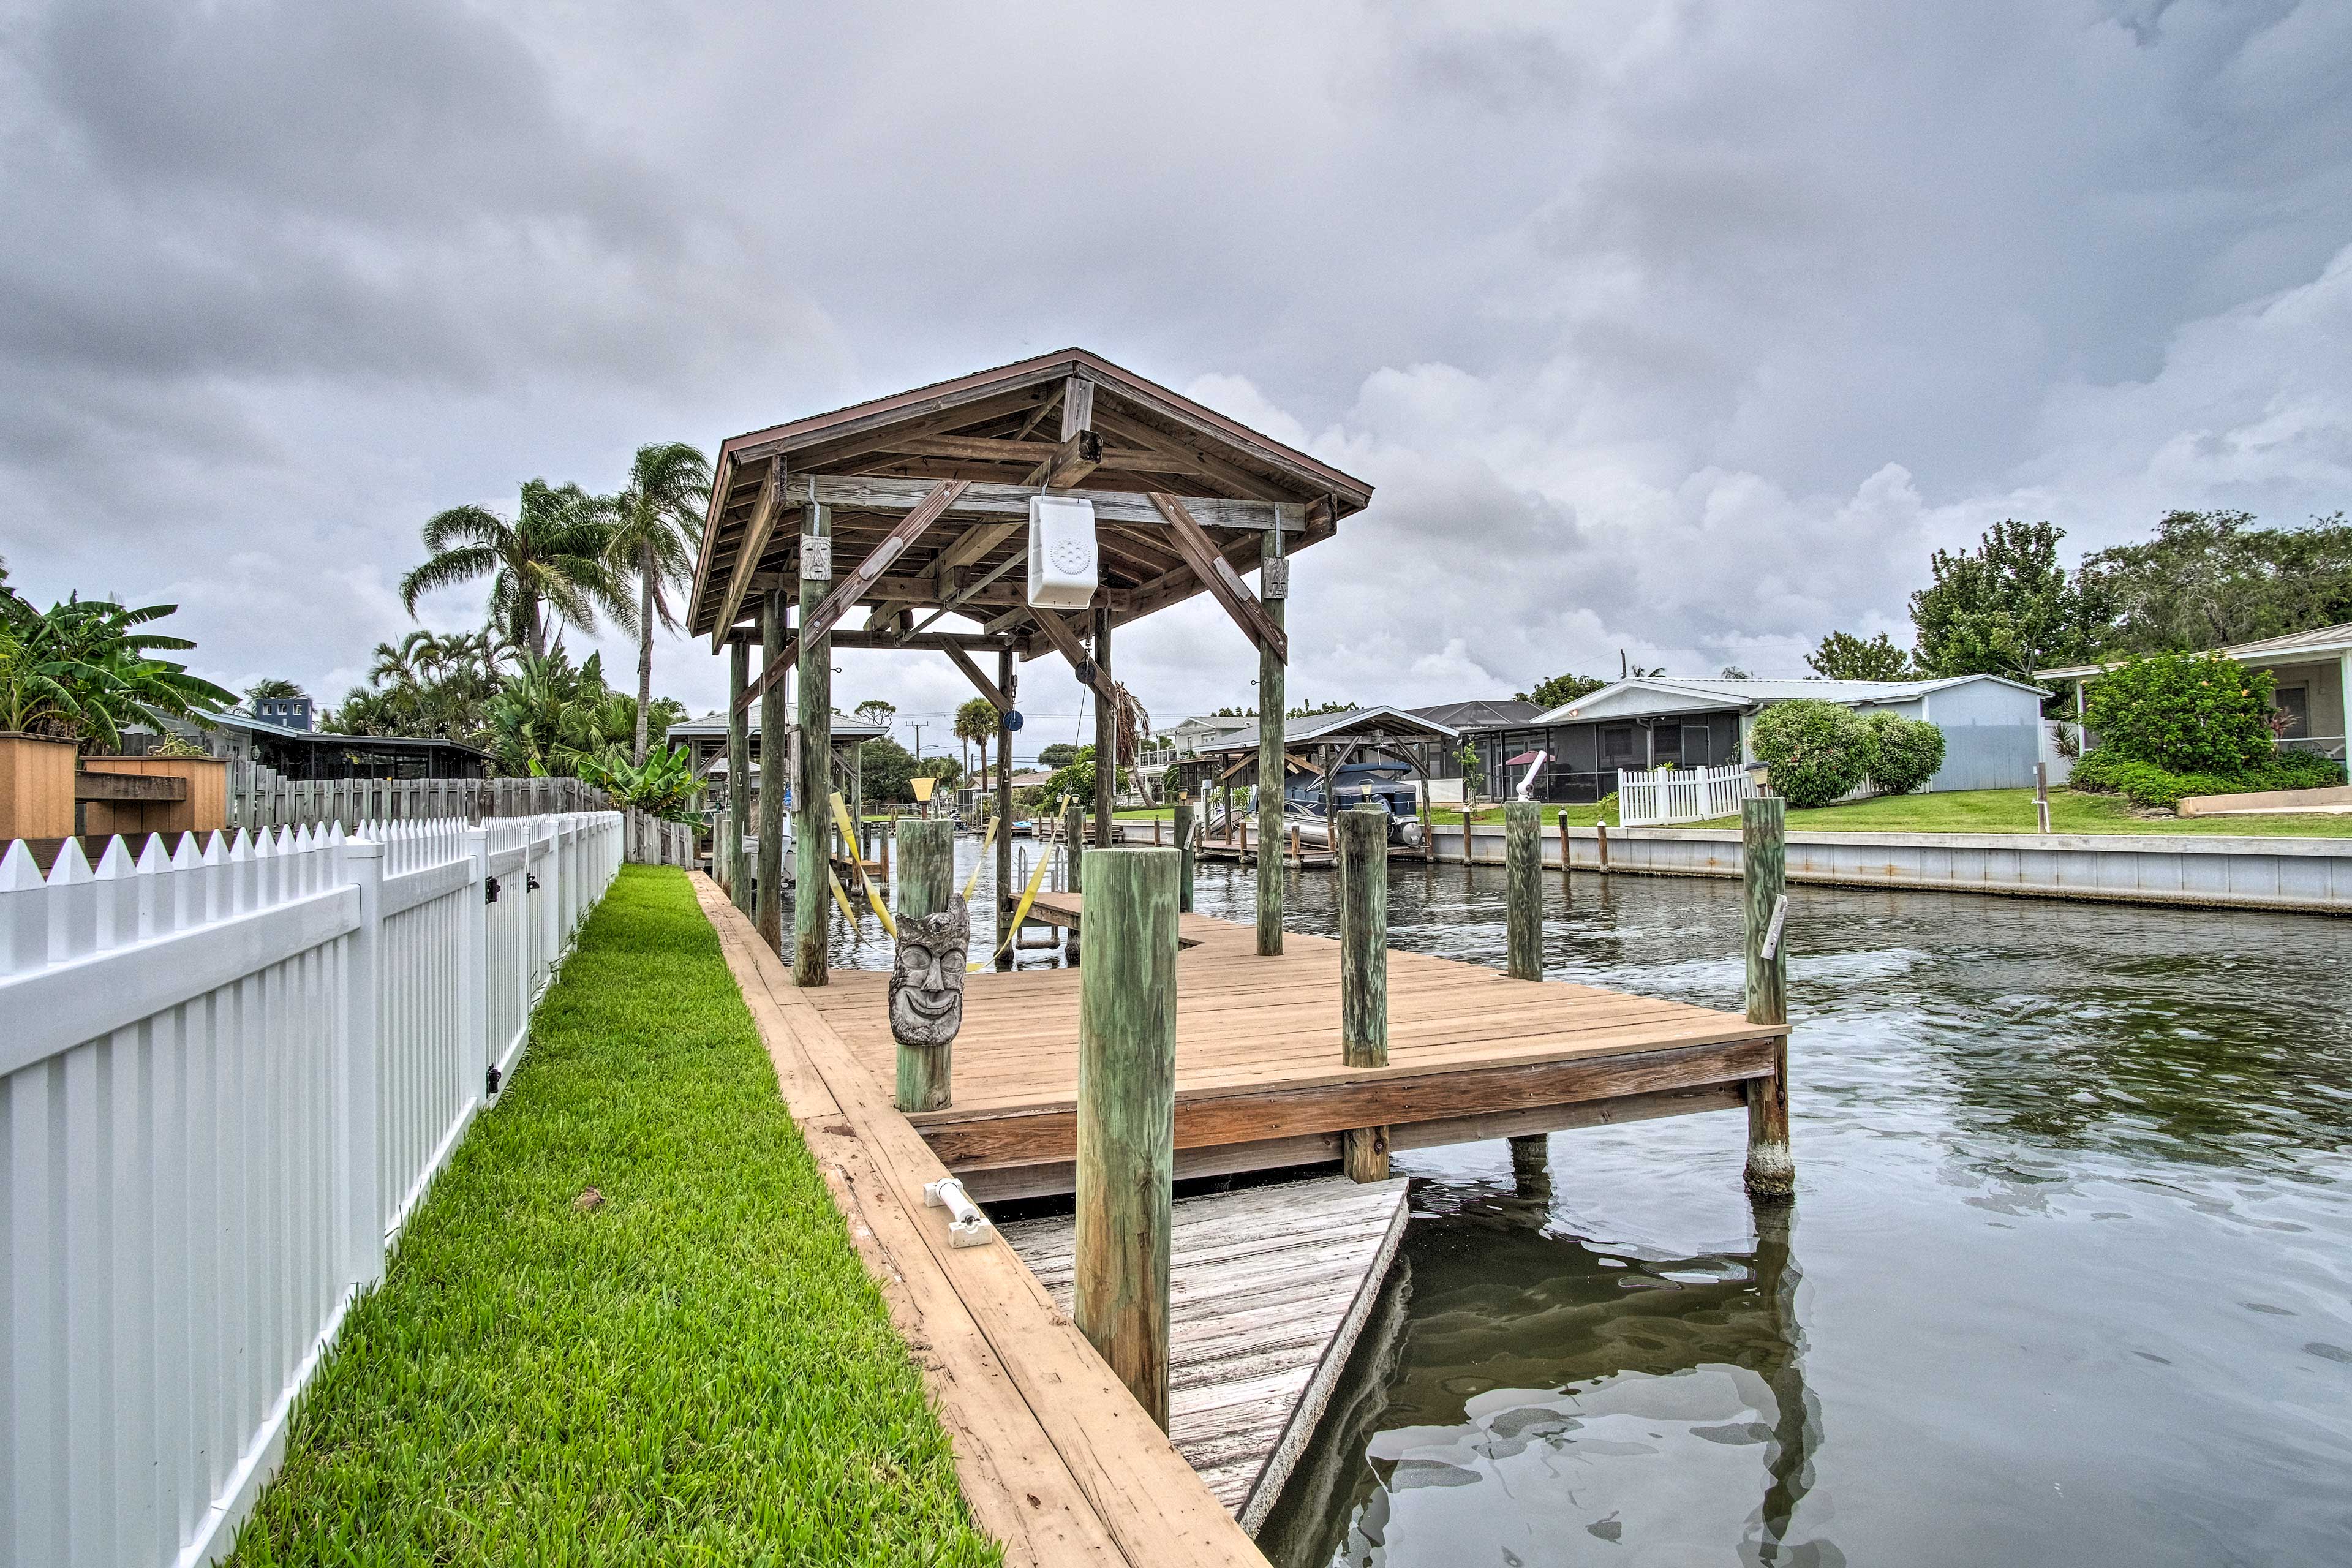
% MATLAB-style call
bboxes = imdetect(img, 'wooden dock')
[1000,1176,1408,1534]
[812,889,1782,1200]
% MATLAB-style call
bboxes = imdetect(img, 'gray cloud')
[1,0,2347,754]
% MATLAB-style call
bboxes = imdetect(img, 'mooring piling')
[1504,801,1542,981]
[1743,794,1795,1199]
[1503,800,1548,1181]
[1073,845,1180,1430]
[1337,805,1390,1182]
[894,818,956,1112]
[1173,799,1195,913]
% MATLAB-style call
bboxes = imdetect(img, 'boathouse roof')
[684,348,1374,661]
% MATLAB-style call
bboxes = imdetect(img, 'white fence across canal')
[1,810,622,1568]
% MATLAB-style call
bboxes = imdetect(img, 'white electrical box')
[1027,493,1098,610]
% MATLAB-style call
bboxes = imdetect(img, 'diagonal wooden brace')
[1148,492,1289,663]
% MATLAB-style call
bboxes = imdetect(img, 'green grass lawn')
[1437,790,2352,837]
[230,866,998,1567]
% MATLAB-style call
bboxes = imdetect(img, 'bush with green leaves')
[1860,711,1945,795]
[1749,699,1871,808]
[2069,746,2340,810]
[2082,652,2278,774]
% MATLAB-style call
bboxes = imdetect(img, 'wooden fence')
[0,810,622,1568]
[224,761,608,832]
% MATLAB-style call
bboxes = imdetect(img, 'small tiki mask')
[889,897,970,1048]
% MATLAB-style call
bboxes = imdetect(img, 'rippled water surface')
[831,842,2352,1566]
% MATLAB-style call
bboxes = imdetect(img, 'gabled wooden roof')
[687,349,1372,658]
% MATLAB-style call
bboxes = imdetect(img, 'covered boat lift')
[682,347,1374,977]
[1175,704,1457,864]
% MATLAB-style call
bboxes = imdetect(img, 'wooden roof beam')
[782,474,1303,532]
[1032,608,1117,703]
[709,457,784,649]
[1088,405,1288,502]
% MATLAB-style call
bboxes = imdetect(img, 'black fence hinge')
[526,873,542,892]
[485,1065,502,1096]
[483,875,501,904]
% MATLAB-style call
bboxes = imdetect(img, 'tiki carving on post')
[890,897,968,1109]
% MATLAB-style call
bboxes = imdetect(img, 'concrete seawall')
[1429,824,2352,915]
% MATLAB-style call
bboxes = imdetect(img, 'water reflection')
[821,840,2352,1564]
[1260,1175,1828,1566]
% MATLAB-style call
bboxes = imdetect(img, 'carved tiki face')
[889,897,970,1047]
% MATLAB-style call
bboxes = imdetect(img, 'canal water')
[834,842,2352,1565]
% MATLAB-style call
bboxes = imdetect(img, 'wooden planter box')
[1,733,79,842]
[78,755,228,839]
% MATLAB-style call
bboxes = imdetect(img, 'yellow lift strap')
[828,793,898,938]
[959,814,998,905]
[971,843,1055,971]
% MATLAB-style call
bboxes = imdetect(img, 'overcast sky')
[5,0,2348,764]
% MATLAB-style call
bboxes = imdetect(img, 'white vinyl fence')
[1616,762,1757,827]
[1,810,621,1568]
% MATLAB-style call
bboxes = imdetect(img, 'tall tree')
[1515,673,1607,709]
[605,442,712,762]
[954,696,998,790]
[2076,509,2352,655]
[853,698,897,729]
[401,479,631,662]
[1807,630,1915,681]
[1910,519,2095,683]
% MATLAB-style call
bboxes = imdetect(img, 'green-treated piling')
[1173,800,1195,913]
[1337,806,1390,1182]
[1743,794,1793,1199]
[893,818,957,1112]
[1073,846,1180,1429]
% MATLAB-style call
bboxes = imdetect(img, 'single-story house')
[667,708,888,820]
[2037,622,2352,768]
[1516,674,2051,802]
[136,707,493,780]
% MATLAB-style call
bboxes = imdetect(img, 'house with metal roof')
[1520,674,2051,801]
[2038,622,2352,767]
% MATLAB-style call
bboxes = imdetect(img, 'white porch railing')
[1,810,620,1568]
[1617,762,1757,826]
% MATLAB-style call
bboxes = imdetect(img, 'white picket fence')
[1616,761,1757,827]
[0,810,621,1568]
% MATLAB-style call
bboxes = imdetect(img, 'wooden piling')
[1063,801,1085,892]
[2036,761,2051,834]
[1336,806,1390,1182]
[1503,801,1547,1179]
[1173,800,1194,914]
[726,636,750,913]
[1743,794,1794,1199]
[1073,846,1180,1430]
[1504,801,1542,981]
[995,648,1015,971]
[1559,815,1572,888]
[794,502,832,987]
[1257,533,1286,957]
[1596,820,1610,873]
[1461,804,1472,862]
[755,590,788,952]
[894,818,956,1112]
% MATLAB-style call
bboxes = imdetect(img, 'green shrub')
[2069,746,2343,809]
[1751,699,1871,808]
[2082,652,2277,773]
[1860,712,1945,795]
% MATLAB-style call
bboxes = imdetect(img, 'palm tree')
[369,629,439,688]
[603,443,710,762]
[401,479,631,662]
[954,696,998,793]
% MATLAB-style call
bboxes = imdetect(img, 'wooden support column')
[1744,794,1794,1199]
[756,591,788,953]
[1093,606,1114,846]
[1257,531,1286,956]
[794,500,833,987]
[850,741,865,868]
[727,637,750,912]
[895,818,956,1112]
[995,648,1016,971]
[1337,806,1389,1182]
[1073,845,1179,1431]
[1172,799,1194,913]
[1503,799,1547,1182]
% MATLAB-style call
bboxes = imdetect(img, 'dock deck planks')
[807,892,1781,1198]
[999,1176,1409,1534]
